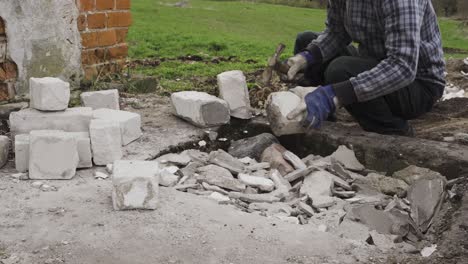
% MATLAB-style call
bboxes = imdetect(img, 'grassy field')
[127,0,468,92]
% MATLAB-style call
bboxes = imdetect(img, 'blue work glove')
[303,85,337,129]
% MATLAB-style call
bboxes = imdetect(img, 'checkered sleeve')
[349,0,424,102]
[306,0,351,63]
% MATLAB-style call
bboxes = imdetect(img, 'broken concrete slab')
[283,151,306,170]
[284,166,317,182]
[80,89,120,110]
[408,178,446,233]
[369,230,397,253]
[249,202,292,216]
[0,135,10,169]
[156,153,191,166]
[363,173,409,197]
[266,91,304,136]
[10,107,93,135]
[89,119,122,166]
[112,160,160,210]
[217,70,252,119]
[330,145,365,172]
[336,218,371,242]
[68,132,93,168]
[202,182,229,195]
[261,144,294,176]
[228,133,278,160]
[245,162,270,172]
[93,108,142,146]
[238,173,275,192]
[392,165,446,185]
[346,205,395,235]
[228,192,281,203]
[14,134,29,172]
[208,149,244,175]
[297,202,315,217]
[196,164,246,192]
[209,192,230,203]
[171,91,230,127]
[181,149,209,164]
[29,130,79,180]
[300,171,335,208]
[159,169,179,187]
[29,77,70,111]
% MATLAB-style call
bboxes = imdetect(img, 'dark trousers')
[295,31,443,136]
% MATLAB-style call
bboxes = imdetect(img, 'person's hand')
[287,85,340,130]
[286,51,314,81]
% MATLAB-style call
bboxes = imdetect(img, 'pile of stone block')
[9,79,142,179]
[170,70,253,127]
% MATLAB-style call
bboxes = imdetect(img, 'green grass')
[127,0,468,92]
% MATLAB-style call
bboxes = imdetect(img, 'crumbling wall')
[0,17,18,100]
[0,0,82,95]
[76,0,131,80]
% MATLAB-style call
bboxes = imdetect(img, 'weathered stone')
[369,230,397,253]
[89,119,122,166]
[80,89,120,110]
[392,165,446,185]
[228,192,281,203]
[159,169,179,187]
[68,132,92,168]
[208,149,244,174]
[266,91,304,136]
[297,202,314,217]
[93,108,142,146]
[29,77,70,111]
[209,192,231,203]
[333,190,356,199]
[261,144,294,176]
[228,133,278,159]
[29,130,78,180]
[10,107,93,135]
[180,162,203,178]
[337,219,371,242]
[364,173,409,197]
[330,145,365,171]
[0,135,9,169]
[283,151,306,170]
[347,205,395,235]
[112,160,160,210]
[245,162,270,172]
[181,149,209,164]
[300,171,335,208]
[269,169,292,194]
[202,182,229,195]
[284,166,317,182]
[329,174,352,191]
[238,173,275,192]
[217,70,252,119]
[249,202,292,216]
[408,178,445,233]
[157,153,191,166]
[171,91,230,127]
[196,165,246,192]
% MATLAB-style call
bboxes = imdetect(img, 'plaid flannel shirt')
[306,0,446,105]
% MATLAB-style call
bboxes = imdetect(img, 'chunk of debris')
[300,171,335,208]
[421,244,437,257]
[333,190,356,199]
[283,151,306,170]
[336,218,371,242]
[180,162,202,178]
[171,91,230,127]
[274,214,300,225]
[238,157,255,164]
[408,178,446,233]
[245,162,270,172]
[29,130,79,180]
[9,107,93,135]
[266,91,305,136]
[297,201,315,217]
[89,119,122,166]
[284,166,317,182]
[94,171,109,180]
[392,165,446,185]
[80,89,120,110]
[0,135,10,169]
[249,202,292,216]
[14,134,29,172]
[269,169,292,193]
[156,153,191,166]
[217,70,252,119]
[364,173,409,197]
[330,145,365,171]
[29,77,70,111]
[369,230,397,253]
[347,205,395,235]
[93,108,142,146]
[181,149,209,164]
[159,169,179,187]
[197,165,246,192]
[202,182,229,195]
[198,140,207,147]
[11,172,28,180]
[228,133,278,160]
[106,164,113,174]
[261,144,295,176]
[238,173,275,192]
[209,192,230,203]
[229,192,281,203]
[112,160,160,210]
[208,149,244,174]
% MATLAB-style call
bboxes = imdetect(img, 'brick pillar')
[0,17,18,101]
[76,0,131,80]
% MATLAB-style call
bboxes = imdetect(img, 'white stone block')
[89,119,122,166]
[217,70,252,119]
[29,130,79,180]
[68,132,92,168]
[112,160,160,210]
[14,134,29,172]
[80,89,120,110]
[0,136,10,169]
[93,109,142,146]
[10,107,93,135]
[29,77,70,111]
[171,91,230,127]
[266,92,305,136]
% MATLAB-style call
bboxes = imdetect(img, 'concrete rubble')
[228,133,278,160]
[80,89,120,110]
[217,70,252,119]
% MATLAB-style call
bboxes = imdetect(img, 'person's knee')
[324,56,355,84]
[294,31,319,54]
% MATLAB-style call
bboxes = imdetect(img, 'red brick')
[107,44,128,59]
[77,15,87,31]
[82,48,108,65]
[84,66,98,80]
[79,0,95,11]
[115,0,130,9]
[115,28,128,43]
[0,18,5,35]
[107,12,132,27]
[0,61,17,81]
[87,13,107,29]
[0,83,9,101]
[81,30,117,48]
[96,0,114,10]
